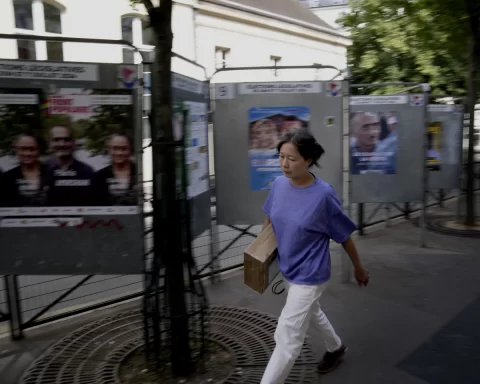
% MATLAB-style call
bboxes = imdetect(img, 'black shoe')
[317,345,347,374]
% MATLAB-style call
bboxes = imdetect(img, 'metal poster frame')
[0,33,217,341]
[349,82,430,247]
[428,95,466,220]
[209,65,353,283]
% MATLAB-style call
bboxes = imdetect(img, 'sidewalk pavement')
[1,199,479,384]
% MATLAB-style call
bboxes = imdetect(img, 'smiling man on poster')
[45,124,95,206]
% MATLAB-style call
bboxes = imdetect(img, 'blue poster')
[248,106,310,190]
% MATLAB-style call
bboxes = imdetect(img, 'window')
[122,49,135,64]
[215,47,230,69]
[47,41,63,61]
[121,15,154,64]
[14,0,33,30]
[270,55,281,77]
[313,62,322,80]
[13,0,64,61]
[44,2,62,34]
[122,17,134,43]
[142,19,154,46]
[17,39,36,60]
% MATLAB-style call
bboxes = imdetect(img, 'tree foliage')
[339,0,475,96]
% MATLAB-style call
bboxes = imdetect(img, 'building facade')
[1,0,351,83]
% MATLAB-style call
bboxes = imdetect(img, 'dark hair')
[277,129,325,168]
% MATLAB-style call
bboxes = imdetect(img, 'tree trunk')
[464,2,480,226]
[149,0,193,376]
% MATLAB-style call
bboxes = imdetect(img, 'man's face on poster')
[251,119,277,149]
[281,119,303,135]
[352,112,380,152]
[50,126,74,158]
[109,135,131,165]
[16,135,39,166]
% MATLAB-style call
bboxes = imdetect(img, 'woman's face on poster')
[251,120,277,149]
[281,119,302,134]
[16,136,39,166]
[109,135,131,165]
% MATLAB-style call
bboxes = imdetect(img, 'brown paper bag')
[244,223,280,294]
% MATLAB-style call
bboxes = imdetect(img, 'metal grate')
[19,306,318,384]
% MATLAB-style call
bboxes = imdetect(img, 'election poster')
[184,101,209,199]
[350,111,398,175]
[0,88,138,225]
[248,106,310,190]
[173,101,209,199]
[0,89,43,207]
[427,122,441,171]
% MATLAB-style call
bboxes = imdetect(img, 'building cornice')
[194,2,351,47]
[199,0,350,43]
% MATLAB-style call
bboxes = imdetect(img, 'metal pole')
[439,189,445,207]
[404,202,410,219]
[351,82,422,88]
[385,203,390,227]
[5,275,23,341]
[205,82,221,284]
[341,80,352,284]
[211,64,341,79]
[420,86,431,247]
[358,203,364,235]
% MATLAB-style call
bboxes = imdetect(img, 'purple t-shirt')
[263,175,357,285]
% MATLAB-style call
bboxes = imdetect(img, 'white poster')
[239,82,322,94]
[0,61,98,81]
[350,96,408,105]
[184,101,209,198]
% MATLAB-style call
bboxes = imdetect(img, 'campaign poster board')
[0,69,144,274]
[213,81,345,225]
[428,104,464,189]
[349,94,426,203]
[171,73,211,238]
[248,106,310,190]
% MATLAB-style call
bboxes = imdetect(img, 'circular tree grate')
[19,306,318,384]
[413,215,480,238]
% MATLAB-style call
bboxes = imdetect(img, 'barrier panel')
[349,92,427,203]
[427,103,464,190]
[213,79,346,225]
[0,58,144,274]
[143,71,213,271]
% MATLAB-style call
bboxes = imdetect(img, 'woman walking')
[260,129,369,384]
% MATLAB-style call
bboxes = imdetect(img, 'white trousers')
[260,281,343,384]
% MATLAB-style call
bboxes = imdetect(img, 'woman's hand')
[354,266,369,287]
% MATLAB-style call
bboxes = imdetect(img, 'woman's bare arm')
[263,216,271,229]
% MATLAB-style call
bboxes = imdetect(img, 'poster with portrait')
[350,111,398,174]
[248,106,310,190]
[427,122,441,171]
[0,88,137,225]
[0,89,42,207]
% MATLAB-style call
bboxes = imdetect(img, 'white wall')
[196,12,347,83]
[60,0,124,63]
